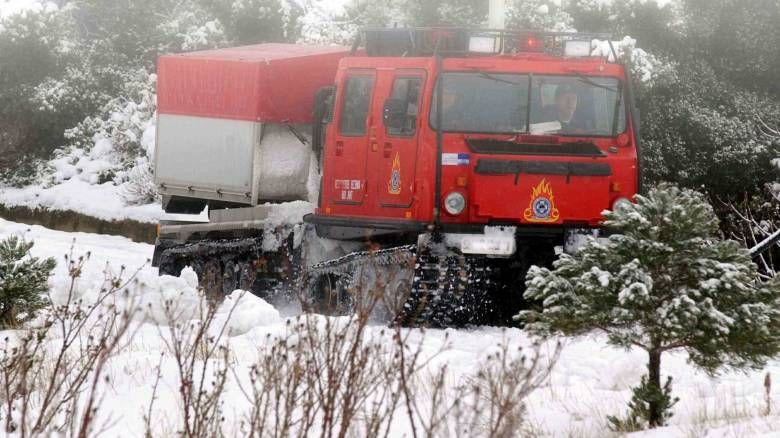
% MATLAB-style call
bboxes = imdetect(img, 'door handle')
[336,141,344,156]
[383,142,392,158]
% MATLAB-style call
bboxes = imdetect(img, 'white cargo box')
[154,114,314,206]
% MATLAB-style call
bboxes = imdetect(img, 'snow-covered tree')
[639,60,780,198]
[56,68,157,201]
[201,0,292,44]
[297,0,402,45]
[519,184,780,428]
[296,0,489,45]
[680,0,780,97]
[506,0,574,31]
[0,3,74,179]
[569,0,679,56]
[415,0,487,26]
[0,236,56,328]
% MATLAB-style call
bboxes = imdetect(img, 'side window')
[339,75,374,136]
[387,77,422,137]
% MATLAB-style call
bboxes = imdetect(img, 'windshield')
[431,72,626,136]
[431,73,529,133]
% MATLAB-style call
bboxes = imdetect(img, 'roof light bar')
[520,33,543,52]
[468,35,500,53]
[563,40,592,57]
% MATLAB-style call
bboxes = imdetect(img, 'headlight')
[612,197,632,213]
[444,191,466,215]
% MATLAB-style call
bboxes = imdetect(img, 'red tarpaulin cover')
[157,43,349,124]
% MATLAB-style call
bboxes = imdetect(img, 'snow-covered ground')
[0,179,165,223]
[2,218,780,437]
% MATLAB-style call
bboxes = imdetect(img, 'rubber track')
[304,244,498,327]
[158,235,299,300]
[305,244,416,290]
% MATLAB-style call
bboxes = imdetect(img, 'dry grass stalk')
[0,249,141,437]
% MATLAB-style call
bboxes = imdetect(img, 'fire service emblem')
[388,152,401,195]
[524,179,560,223]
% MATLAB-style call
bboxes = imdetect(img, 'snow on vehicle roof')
[170,43,350,62]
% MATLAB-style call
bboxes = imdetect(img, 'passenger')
[437,82,469,130]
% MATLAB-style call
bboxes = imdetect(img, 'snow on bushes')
[0,236,55,328]
[640,61,780,197]
[296,0,355,45]
[0,2,75,181]
[506,0,575,32]
[54,69,158,204]
[519,184,780,429]
[156,3,228,52]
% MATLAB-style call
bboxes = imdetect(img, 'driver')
[542,83,589,133]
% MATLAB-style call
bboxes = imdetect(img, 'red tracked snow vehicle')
[152,28,641,326]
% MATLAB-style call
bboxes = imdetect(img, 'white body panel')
[154,114,313,205]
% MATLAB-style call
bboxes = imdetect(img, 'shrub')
[0,251,138,435]
[519,184,780,428]
[0,236,56,328]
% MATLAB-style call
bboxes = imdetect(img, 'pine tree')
[0,236,56,328]
[518,184,780,428]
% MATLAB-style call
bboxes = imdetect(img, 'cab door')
[375,70,425,209]
[330,70,375,205]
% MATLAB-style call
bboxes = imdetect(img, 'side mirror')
[383,98,407,130]
[312,86,335,164]
[315,86,335,124]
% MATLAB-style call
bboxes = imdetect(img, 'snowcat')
[151,27,641,326]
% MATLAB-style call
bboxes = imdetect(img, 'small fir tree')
[518,184,780,428]
[0,236,56,328]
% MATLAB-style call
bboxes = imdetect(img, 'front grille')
[475,159,612,184]
[466,138,605,157]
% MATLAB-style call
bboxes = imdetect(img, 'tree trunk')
[648,349,662,428]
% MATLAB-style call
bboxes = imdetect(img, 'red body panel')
[318,53,639,230]
[157,43,349,123]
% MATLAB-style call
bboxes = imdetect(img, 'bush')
[519,184,780,428]
[0,4,74,173]
[0,251,138,435]
[0,236,56,328]
[58,68,157,187]
[607,375,679,432]
[639,61,780,198]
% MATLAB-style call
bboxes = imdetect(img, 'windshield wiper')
[476,71,526,86]
[473,70,530,134]
[571,71,619,93]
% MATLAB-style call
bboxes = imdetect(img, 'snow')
[297,0,357,45]
[591,36,667,84]
[256,124,317,202]
[0,0,56,18]
[213,290,282,336]
[2,219,780,436]
[0,177,164,223]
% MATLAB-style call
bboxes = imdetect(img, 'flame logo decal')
[388,152,401,195]
[524,178,560,223]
